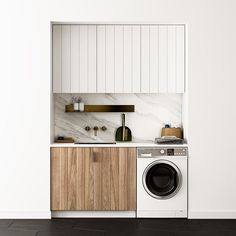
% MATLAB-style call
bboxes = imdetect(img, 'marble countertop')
[50,141,188,148]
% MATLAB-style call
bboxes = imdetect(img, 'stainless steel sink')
[74,142,116,144]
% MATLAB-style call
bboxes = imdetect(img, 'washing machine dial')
[160,149,165,155]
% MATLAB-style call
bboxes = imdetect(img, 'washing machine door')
[143,160,182,199]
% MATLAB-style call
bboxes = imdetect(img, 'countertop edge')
[50,142,188,148]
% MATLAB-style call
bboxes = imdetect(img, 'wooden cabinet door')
[51,147,68,210]
[51,147,136,211]
[110,148,136,210]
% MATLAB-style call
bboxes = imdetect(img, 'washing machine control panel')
[138,148,187,157]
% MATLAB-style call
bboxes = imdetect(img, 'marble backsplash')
[53,94,182,142]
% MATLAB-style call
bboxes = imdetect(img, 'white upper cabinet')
[52,24,185,93]
[52,25,96,93]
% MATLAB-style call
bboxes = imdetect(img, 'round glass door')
[143,160,182,199]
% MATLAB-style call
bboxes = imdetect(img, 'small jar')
[73,102,79,111]
[79,102,84,112]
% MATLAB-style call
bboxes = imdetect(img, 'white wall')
[1,0,236,218]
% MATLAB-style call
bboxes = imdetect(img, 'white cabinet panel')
[52,24,185,94]
[176,25,185,93]
[61,25,71,93]
[167,25,176,93]
[70,25,79,93]
[132,25,141,93]
[97,25,106,93]
[87,25,97,93]
[123,25,132,93]
[141,25,150,93]
[114,25,124,93]
[158,25,168,93]
[52,25,62,93]
[149,25,159,93]
[105,25,115,93]
[79,25,88,92]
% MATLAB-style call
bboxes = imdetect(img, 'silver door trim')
[142,159,182,200]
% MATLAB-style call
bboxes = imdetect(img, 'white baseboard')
[52,211,136,218]
[188,210,236,219]
[0,211,51,219]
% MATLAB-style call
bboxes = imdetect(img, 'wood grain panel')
[51,148,68,210]
[93,148,102,210]
[127,148,136,210]
[67,148,77,210]
[84,148,94,210]
[101,148,111,210]
[51,147,136,211]
[76,148,86,209]
[118,148,128,210]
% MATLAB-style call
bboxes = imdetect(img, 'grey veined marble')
[53,94,183,142]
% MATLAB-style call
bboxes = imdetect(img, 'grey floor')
[1,218,236,236]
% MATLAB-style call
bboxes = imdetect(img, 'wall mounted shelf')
[65,105,135,112]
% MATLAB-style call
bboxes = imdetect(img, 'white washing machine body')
[137,147,188,218]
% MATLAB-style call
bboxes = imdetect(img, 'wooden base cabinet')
[51,147,136,211]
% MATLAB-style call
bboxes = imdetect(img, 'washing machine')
[137,147,187,218]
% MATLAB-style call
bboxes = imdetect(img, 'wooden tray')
[161,128,183,139]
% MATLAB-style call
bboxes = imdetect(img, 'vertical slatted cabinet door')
[52,25,62,93]
[92,148,102,210]
[132,25,141,93]
[127,148,136,210]
[84,148,94,210]
[110,148,137,210]
[51,148,68,210]
[91,148,111,210]
[61,25,71,93]
[97,25,106,92]
[105,25,115,93]
[71,25,97,93]
[167,25,176,93]
[149,25,159,93]
[176,25,185,93]
[88,25,97,93]
[158,25,168,93]
[100,148,111,210]
[114,25,124,93]
[79,25,88,92]
[110,148,120,210]
[70,25,79,93]
[141,25,150,93]
[67,148,77,210]
[123,25,132,93]
[76,148,87,210]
